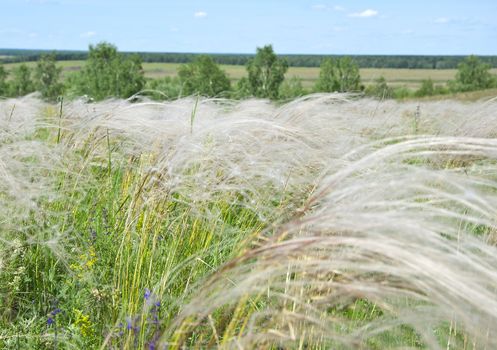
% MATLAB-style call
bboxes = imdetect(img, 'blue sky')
[1,0,496,55]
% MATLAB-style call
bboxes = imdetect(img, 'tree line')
[0,42,496,102]
[2,48,497,69]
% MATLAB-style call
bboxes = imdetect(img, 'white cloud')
[28,32,39,38]
[434,17,450,24]
[334,5,345,11]
[170,26,179,32]
[349,9,378,18]
[194,11,207,18]
[80,31,97,38]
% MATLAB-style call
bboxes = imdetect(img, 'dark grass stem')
[190,94,199,134]
[56,96,63,144]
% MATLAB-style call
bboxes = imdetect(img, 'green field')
[5,60,496,89]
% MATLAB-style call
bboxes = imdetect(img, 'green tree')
[178,55,231,97]
[10,64,35,97]
[0,64,8,96]
[247,45,288,99]
[453,55,495,92]
[117,54,146,98]
[34,53,64,101]
[279,76,305,99]
[315,57,361,92]
[75,42,145,100]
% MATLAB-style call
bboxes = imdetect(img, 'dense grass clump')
[1,93,497,349]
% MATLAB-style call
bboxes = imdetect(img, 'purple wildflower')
[144,288,152,301]
[50,308,61,316]
[47,305,61,327]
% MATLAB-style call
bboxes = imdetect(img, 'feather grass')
[1,94,497,349]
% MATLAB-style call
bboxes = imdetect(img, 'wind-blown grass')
[168,136,497,348]
[1,93,497,349]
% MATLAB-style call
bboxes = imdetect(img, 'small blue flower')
[126,317,133,330]
[47,306,61,327]
[50,308,61,316]
[147,332,161,350]
[144,288,152,301]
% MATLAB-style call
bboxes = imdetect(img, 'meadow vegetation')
[1,92,497,348]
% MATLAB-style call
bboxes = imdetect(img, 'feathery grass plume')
[58,95,497,209]
[163,136,497,349]
[0,96,66,226]
[0,95,47,142]
[58,97,326,223]
[0,141,59,219]
[0,96,81,275]
[4,94,494,348]
[275,94,497,144]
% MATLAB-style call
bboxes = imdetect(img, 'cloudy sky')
[1,0,496,55]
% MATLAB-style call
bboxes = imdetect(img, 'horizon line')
[1,47,496,58]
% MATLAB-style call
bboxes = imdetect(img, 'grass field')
[5,60,496,89]
[1,94,497,348]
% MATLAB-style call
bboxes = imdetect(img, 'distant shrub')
[315,57,361,93]
[178,55,231,97]
[34,53,64,101]
[146,76,182,100]
[392,86,412,100]
[415,79,434,97]
[9,64,35,97]
[434,85,449,95]
[279,76,306,100]
[450,55,496,92]
[365,76,392,99]
[0,64,7,96]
